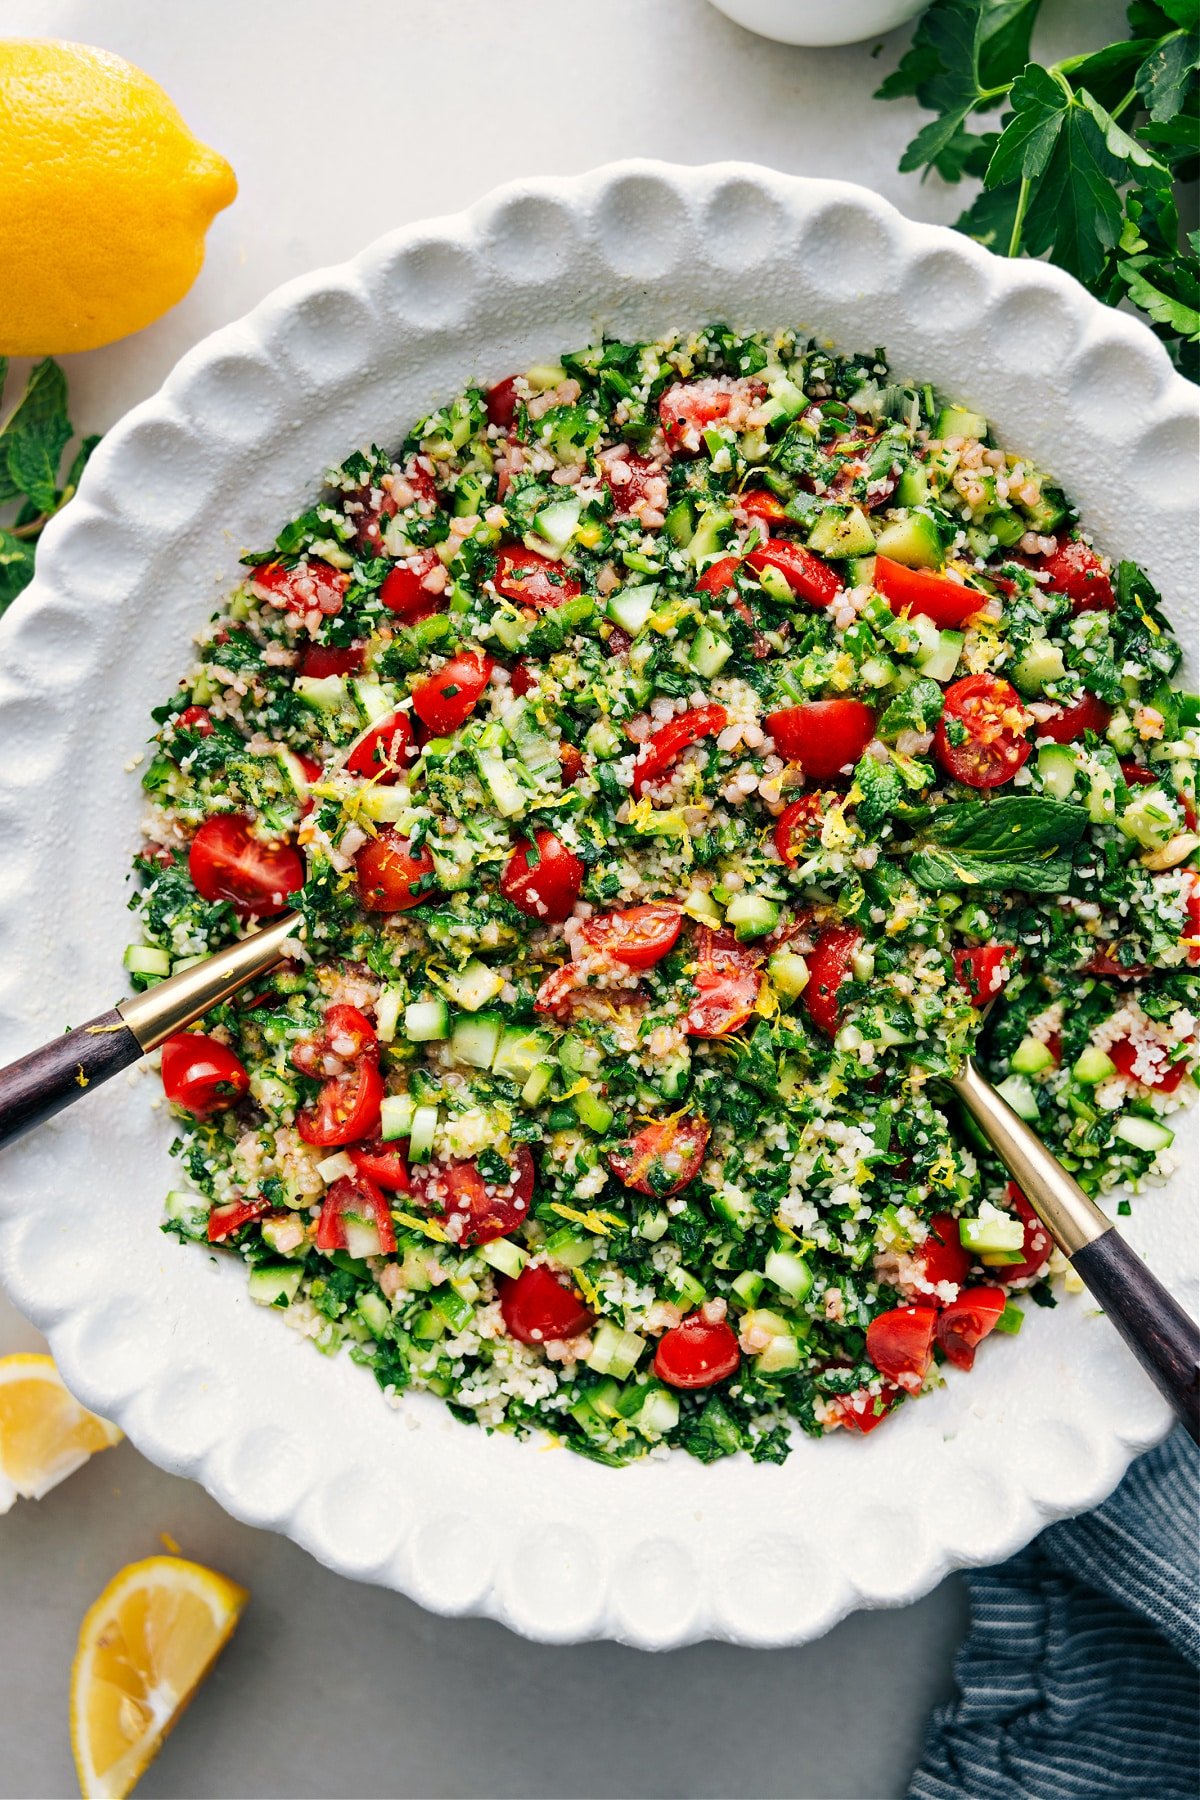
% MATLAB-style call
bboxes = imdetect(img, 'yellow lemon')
[0,39,237,355]
[0,1351,122,1508]
[71,1555,249,1800]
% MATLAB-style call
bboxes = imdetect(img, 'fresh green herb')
[910,794,1089,891]
[0,357,99,614]
[877,0,1200,377]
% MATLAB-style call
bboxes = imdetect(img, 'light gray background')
[0,1,1125,1795]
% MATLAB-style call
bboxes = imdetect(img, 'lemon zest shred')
[392,1210,450,1243]
[548,1201,612,1237]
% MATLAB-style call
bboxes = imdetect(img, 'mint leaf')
[910,845,1077,892]
[986,64,1069,185]
[63,433,102,498]
[0,528,36,615]
[0,358,71,510]
[922,795,1089,856]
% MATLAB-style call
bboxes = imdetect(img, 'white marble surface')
[0,0,1131,1793]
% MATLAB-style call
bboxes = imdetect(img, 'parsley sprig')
[878,0,1199,377]
[0,357,99,616]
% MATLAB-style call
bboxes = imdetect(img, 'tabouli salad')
[129,326,1199,1466]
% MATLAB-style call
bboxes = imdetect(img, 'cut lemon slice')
[71,1555,249,1799]
[0,1352,122,1511]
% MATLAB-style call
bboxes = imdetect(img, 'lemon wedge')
[0,1352,122,1510]
[71,1555,248,1799]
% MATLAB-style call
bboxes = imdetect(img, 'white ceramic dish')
[707,0,925,47]
[0,163,1196,1648]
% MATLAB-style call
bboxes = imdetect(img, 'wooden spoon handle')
[0,1009,143,1146]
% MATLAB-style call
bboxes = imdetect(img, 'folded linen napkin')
[909,1429,1199,1800]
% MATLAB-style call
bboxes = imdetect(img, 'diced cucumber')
[875,511,944,570]
[1105,707,1138,754]
[685,507,732,565]
[380,1093,415,1142]
[807,505,876,560]
[315,1150,355,1183]
[559,1033,603,1076]
[587,1322,647,1378]
[725,892,780,942]
[764,1248,813,1305]
[342,1214,384,1260]
[533,496,582,556]
[667,1267,706,1309]
[637,1207,669,1242]
[1011,1036,1055,1076]
[247,1264,304,1308]
[935,405,988,441]
[992,1301,1025,1336]
[405,996,450,1041]
[449,1012,504,1070]
[294,673,349,715]
[247,1068,299,1114]
[914,627,964,683]
[766,373,807,418]
[607,583,660,636]
[478,1238,529,1279]
[1012,640,1067,696]
[474,746,526,818]
[375,985,404,1044]
[710,1185,759,1230]
[730,1269,765,1309]
[408,1104,439,1161]
[768,949,810,1000]
[1073,1046,1117,1085]
[984,508,1027,548]
[1084,752,1119,824]
[995,1074,1039,1121]
[356,1291,393,1338]
[526,361,567,391]
[756,562,794,604]
[1113,1114,1175,1154]
[543,1227,598,1269]
[163,1190,208,1239]
[958,1214,1026,1255]
[501,698,559,777]
[351,676,393,724]
[744,1309,801,1374]
[634,1386,680,1437]
[1017,487,1069,534]
[1037,743,1079,800]
[443,959,505,1014]
[123,944,171,978]
[688,625,733,679]
[432,1286,474,1332]
[574,1088,615,1134]
[845,553,877,589]
[895,464,930,508]
[520,1062,555,1107]
[1119,787,1175,851]
[584,718,622,759]
[493,1025,554,1083]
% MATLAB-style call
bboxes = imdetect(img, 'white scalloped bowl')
[0,164,1196,1648]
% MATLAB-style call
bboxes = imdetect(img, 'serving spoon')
[0,892,1195,1438]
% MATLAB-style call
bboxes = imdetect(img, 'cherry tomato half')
[658,379,764,455]
[696,555,741,598]
[290,1004,377,1079]
[918,1213,972,1292]
[1041,538,1114,613]
[486,375,522,430]
[606,1115,710,1196]
[175,704,214,737]
[935,1287,1006,1371]
[653,1315,740,1390]
[380,550,446,622]
[250,559,349,617]
[953,944,1014,1006]
[1107,1035,1190,1094]
[832,1386,900,1434]
[746,537,842,608]
[865,1305,937,1393]
[160,1033,249,1118]
[874,554,983,629]
[297,1056,384,1149]
[299,641,365,679]
[494,545,581,610]
[600,448,661,514]
[410,1144,536,1246]
[802,924,862,1036]
[500,1263,594,1344]
[1036,692,1112,744]
[315,1173,397,1256]
[410,650,493,734]
[775,794,829,866]
[765,700,876,780]
[207,1197,268,1243]
[348,1140,411,1191]
[631,704,728,797]
[580,903,681,968]
[345,712,414,784]
[934,674,1031,789]
[509,662,539,698]
[500,829,584,923]
[996,1185,1054,1284]
[737,488,792,528]
[189,814,305,919]
[355,830,437,912]
[685,927,763,1039]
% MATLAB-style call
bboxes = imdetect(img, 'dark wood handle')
[1072,1230,1200,1443]
[0,1008,144,1147]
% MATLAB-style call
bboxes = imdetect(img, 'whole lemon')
[0,38,237,355]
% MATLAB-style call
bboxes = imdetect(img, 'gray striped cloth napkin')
[910,1429,1199,1800]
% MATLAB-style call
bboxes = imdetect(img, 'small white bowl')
[707,0,926,46]
[0,162,1195,1648]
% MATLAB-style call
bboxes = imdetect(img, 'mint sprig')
[878,0,1200,378]
[0,357,100,616]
